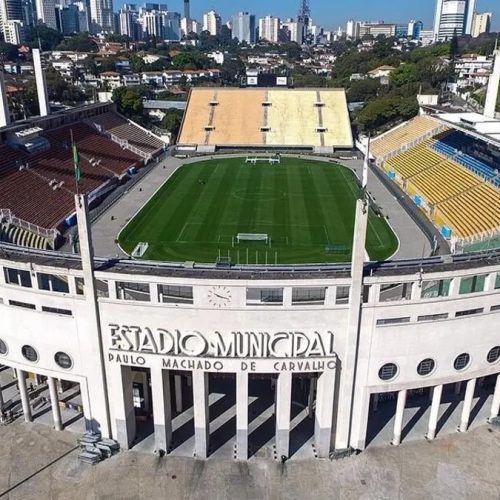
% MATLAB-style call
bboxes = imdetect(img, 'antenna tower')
[297,0,311,24]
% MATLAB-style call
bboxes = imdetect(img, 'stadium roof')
[436,112,500,145]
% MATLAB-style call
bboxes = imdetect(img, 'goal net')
[236,233,269,243]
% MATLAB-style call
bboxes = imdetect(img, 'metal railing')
[0,209,59,244]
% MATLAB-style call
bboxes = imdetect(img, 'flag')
[73,143,81,183]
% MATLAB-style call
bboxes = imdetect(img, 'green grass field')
[119,157,398,264]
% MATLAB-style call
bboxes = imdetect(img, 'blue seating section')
[431,132,500,188]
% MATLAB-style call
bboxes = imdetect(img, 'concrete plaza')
[0,418,498,499]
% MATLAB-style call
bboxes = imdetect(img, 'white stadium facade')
[0,48,499,462]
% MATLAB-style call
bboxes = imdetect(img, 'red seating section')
[0,122,143,230]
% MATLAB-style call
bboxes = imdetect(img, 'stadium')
[0,49,499,462]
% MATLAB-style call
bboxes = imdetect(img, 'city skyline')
[115,0,500,31]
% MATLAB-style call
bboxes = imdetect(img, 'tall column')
[335,197,369,449]
[33,49,50,117]
[489,374,500,421]
[75,195,111,437]
[459,378,476,432]
[192,371,209,458]
[151,369,172,454]
[275,372,292,459]
[484,49,500,119]
[174,375,183,413]
[48,377,63,431]
[17,370,32,423]
[0,382,4,410]
[314,370,336,458]
[236,371,248,460]
[308,377,317,417]
[426,384,443,440]
[391,389,407,446]
[113,365,136,449]
[0,71,11,127]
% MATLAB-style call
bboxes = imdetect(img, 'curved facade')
[1,225,499,458]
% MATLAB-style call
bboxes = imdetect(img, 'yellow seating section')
[371,116,443,158]
[320,90,354,147]
[178,88,353,148]
[177,88,214,144]
[409,161,479,204]
[385,140,442,179]
[266,90,321,146]
[384,137,500,240]
[209,89,265,145]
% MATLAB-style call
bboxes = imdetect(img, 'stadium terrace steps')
[178,88,353,149]
[87,112,165,155]
[371,115,445,160]
[0,123,144,233]
[379,126,500,241]
[0,223,51,250]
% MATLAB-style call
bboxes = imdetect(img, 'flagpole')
[71,128,80,198]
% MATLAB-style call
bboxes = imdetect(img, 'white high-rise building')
[0,0,24,43]
[433,0,476,41]
[181,17,200,36]
[232,11,256,44]
[258,15,279,43]
[471,12,492,37]
[202,9,221,36]
[35,0,57,29]
[282,18,303,44]
[89,0,114,32]
[140,8,180,41]
[119,5,138,39]
[346,19,360,39]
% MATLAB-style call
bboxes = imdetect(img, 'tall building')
[89,0,114,32]
[471,12,492,37]
[258,15,279,43]
[119,4,140,39]
[433,0,476,41]
[359,22,397,38]
[181,16,200,36]
[232,11,256,44]
[34,0,57,29]
[346,19,360,39]
[183,0,189,21]
[408,20,424,39]
[202,9,221,36]
[281,18,303,44]
[140,7,180,41]
[58,4,80,34]
[0,0,25,43]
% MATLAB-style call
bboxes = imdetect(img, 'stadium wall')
[0,239,499,458]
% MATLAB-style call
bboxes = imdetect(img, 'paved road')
[0,421,498,499]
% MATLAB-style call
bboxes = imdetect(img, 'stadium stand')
[177,88,353,150]
[370,116,446,161]
[372,118,500,243]
[266,90,320,146]
[87,112,165,157]
[210,89,265,145]
[0,121,144,249]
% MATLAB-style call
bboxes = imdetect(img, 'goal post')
[236,233,269,243]
[245,155,281,165]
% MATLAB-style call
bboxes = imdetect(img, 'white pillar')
[426,384,443,440]
[33,48,50,117]
[174,375,183,413]
[335,198,369,449]
[459,378,476,432]
[48,377,63,431]
[192,371,209,458]
[308,377,317,417]
[151,369,172,453]
[113,365,136,449]
[391,389,407,446]
[484,49,500,119]
[17,370,32,423]
[275,372,292,459]
[0,382,4,410]
[314,370,336,458]
[236,371,248,460]
[489,374,500,421]
[0,71,11,127]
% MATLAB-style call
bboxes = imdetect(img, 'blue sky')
[116,0,500,30]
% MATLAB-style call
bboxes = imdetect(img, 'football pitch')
[118,157,399,264]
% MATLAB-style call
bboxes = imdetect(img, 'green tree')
[347,79,381,102]
[161,108,184,139]
[390,64,418,86]
[0,42,19,61]
[112,87,145,118]
[56,33,98,52]
[25,26,64,51]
